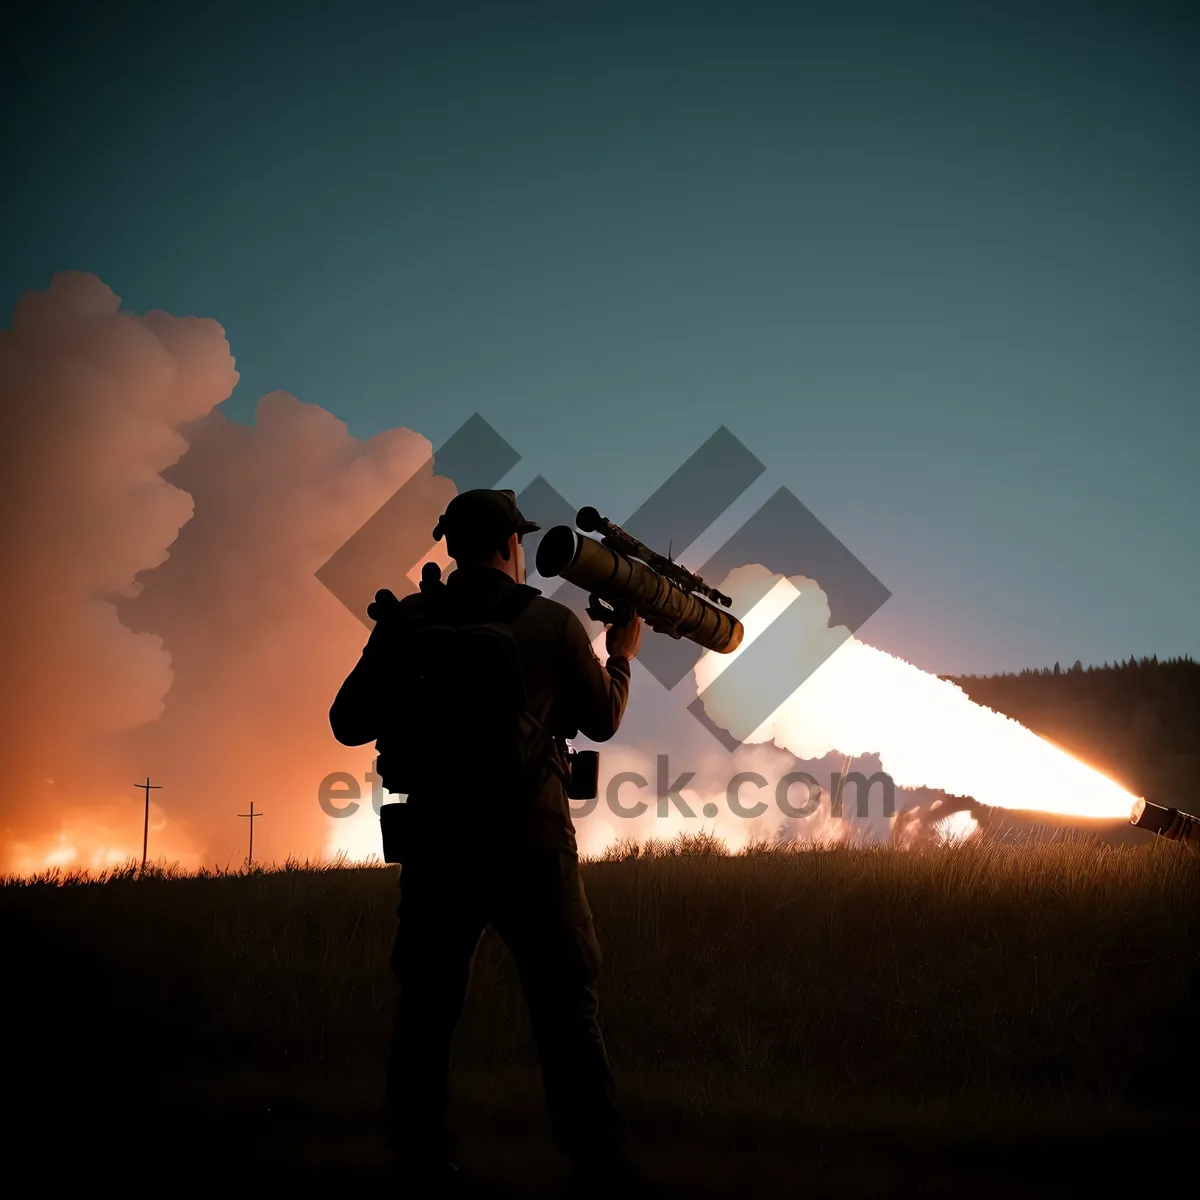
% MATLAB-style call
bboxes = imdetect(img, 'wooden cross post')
[238,801,263,867]
[134,777,162,874]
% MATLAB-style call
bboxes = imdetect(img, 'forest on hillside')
[950,656,1200,812]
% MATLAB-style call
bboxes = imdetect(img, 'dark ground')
[6,838,1199,1194]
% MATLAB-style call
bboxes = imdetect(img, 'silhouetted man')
[329,489,643,1193]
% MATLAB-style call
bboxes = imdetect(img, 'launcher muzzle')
[1131,798,1200,855]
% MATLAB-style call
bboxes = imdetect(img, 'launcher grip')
[586,594,635,628]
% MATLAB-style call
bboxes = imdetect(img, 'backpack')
[372,576,558,837]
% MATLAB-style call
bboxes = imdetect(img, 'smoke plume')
[0,274,442,871]
[0,273,237,868]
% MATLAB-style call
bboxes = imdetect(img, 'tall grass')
[8,836,1199,1139]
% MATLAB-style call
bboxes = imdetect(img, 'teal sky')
[3,0,1197,675]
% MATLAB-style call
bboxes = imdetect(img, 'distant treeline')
[949,656,1200,808]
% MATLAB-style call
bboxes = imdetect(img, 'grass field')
[7,836,1200,1194]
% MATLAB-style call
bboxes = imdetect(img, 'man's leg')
[493,852,627,1174]
[386,858,485,1167]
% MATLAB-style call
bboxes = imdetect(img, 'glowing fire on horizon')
[935,809,981,844]
[694,569,1139,822]
[5,799,205,877]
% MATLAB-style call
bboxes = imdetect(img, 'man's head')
[432,489,540,582]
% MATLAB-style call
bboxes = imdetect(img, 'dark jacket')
[330,565,631,851]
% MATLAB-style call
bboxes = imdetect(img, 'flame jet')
[694,569,1143,822]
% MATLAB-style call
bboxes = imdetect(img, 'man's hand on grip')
[606,614,643,661]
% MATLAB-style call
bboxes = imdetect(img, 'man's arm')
[329,639,384,746]
[558,608,642,742]
[329,590,414,746]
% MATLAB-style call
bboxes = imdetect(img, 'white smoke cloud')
[0,272,238,867]
[571,740,853,857]
[118,390,446,866]
[0,273,451,872]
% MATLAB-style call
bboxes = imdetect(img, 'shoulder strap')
[480,583,567,788]
[491,583,540,627]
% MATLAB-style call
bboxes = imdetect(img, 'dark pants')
[386,848,624,1167]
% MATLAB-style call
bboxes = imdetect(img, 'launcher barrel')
[1131,798,1200,855]
[535,525,744,654]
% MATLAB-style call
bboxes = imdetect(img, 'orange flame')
[4,800,204,877]
[696,572,1139,822]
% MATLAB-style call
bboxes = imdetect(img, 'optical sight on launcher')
[1131,798,1200,856]
[535,507,744,654]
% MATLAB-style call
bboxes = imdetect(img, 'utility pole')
[238,801,263,867]
[134,777,162,874]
